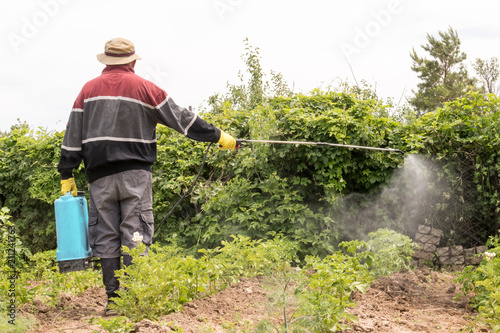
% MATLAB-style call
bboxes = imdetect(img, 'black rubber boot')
[121,254,133,292]
[101,257,121,315]
[122,254,133,268]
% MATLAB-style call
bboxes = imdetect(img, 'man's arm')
[57,97,85,196]
[155,95,221,143]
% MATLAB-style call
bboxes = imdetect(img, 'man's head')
[96,38,142,66]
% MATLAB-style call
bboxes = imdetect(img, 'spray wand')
[235,139,405,154]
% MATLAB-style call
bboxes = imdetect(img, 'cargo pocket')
[88,212,98,249]
[140,210,154,246]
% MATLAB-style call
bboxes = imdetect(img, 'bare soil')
[23,267,484,333]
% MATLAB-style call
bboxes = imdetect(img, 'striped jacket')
[58,65,221,183]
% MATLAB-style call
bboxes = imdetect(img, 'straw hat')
[96,38,142,65]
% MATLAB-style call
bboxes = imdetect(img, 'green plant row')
[110,229,415,331]
[456,234,500,332]
[112,235,299,322]
[1,213,416,332]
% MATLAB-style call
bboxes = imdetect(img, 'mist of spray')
[332,154,437,241]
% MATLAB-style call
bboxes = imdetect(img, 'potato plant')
[456,235,500,332]
[366,228,416,278]
[113,235,300,322]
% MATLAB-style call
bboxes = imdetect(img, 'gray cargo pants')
[88,169,154,258]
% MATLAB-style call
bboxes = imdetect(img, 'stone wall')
[411,225,487,267]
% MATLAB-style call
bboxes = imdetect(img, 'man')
[57,37,235,314]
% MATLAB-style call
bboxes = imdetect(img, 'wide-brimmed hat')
[96,38,142,65]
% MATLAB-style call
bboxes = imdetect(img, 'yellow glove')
[217,130,236,150]
[61,178,78,196]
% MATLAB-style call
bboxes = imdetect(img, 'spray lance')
[153,139,404,236]
[234,139,405,154]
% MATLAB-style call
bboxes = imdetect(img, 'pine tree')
[409,27,476,115]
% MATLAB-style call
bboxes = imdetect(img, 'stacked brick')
[436,246,465,265]
[412,225,487,267]
[464,246,487,265]
[412,225,443,265]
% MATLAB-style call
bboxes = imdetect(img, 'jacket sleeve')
[57,96,84,179]
[154,92,221,143]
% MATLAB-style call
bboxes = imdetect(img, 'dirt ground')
[22,267,485,333]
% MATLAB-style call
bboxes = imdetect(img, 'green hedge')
[1,91,499,255]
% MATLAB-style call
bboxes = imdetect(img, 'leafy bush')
[406,92,500,246]
[0,125,79,253]
[262,240,374,332]
[366,228,416,278]
[0,207,31,273]
[291,240,374,332]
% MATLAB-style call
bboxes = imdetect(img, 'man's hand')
[61,178,78,196]
[217,130,236,150]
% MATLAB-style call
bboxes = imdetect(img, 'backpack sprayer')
[54,139,404,273]
[54,191,93,273]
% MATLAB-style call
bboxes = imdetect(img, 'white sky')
[1,0,499,132]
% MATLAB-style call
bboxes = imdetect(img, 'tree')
[207,38,292,113]
[473,57,500,95]
[409,27,476,115]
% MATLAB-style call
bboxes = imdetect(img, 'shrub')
[456,235,500,332]
[366,228,416,278]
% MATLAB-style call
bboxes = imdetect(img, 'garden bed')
[24,267,480,333]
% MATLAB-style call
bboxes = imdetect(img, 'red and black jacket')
[58,65,221,183]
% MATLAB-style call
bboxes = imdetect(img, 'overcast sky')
[1,0,499,133]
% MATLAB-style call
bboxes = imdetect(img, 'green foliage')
[366,228,416,278]
[0,124,85,253]
[456,235,500,332]
[113,236,299,322]
[0,207,31,273]
[262,240,374,332]
[473,57,500,94]
[0,311,35,333]
[1,39,499,260]
[410,26,476,114]
[0,207,36,311]
[293,243,373,332]
[189,174,338,256]
[92,316,135,333]
[207,38,292,112]
[407,92,500,245]
[0,247,102,309]
[273,92,404,194]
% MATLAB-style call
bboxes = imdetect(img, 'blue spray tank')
[54,191,93,273]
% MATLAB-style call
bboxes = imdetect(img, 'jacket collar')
[102,65,135,74]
